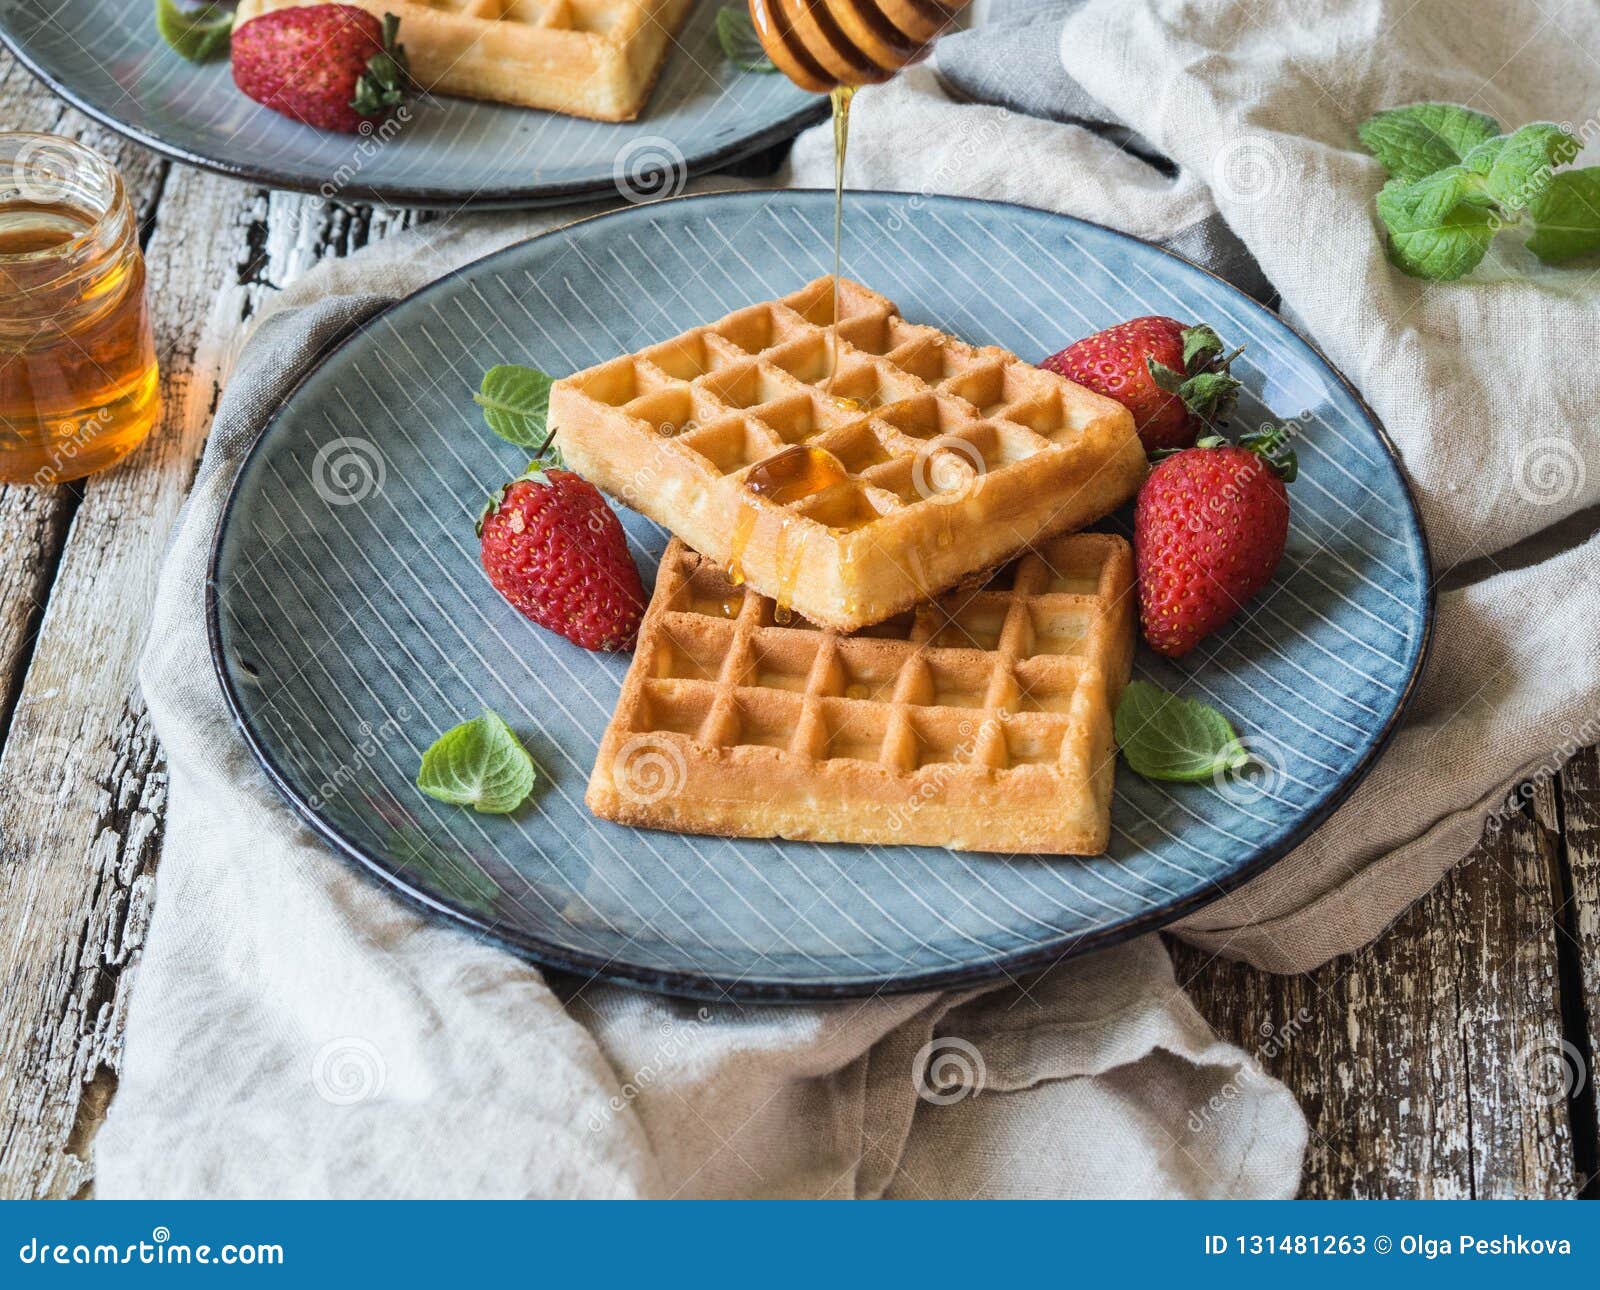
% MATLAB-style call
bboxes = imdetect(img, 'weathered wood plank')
[1175,799,1577,1198]
[0,56,171,740]
[0,51,424,1195]
[1554,744,1600,1193]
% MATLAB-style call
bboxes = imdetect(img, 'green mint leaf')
[1472,122,1580,212]
[1115,681,1249,783]
[1375,169,1496,280]
[717,6,777,72]
[1180,324,1225,370]
[475,364,553,448]
[1526,168,1600,263]
[1358,103,1501,182]
[155,0,233,62]
[416,711,537,814]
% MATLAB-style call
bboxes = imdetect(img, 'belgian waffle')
[586,533,1135,855]
[551,277,1145,632]
[232,0,694,122]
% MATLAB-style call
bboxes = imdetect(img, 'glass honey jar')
[0,133,160,486]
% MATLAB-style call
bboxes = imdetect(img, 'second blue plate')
[0,0,826,208]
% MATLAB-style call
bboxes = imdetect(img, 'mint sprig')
[154,0,234,62]
[1114,681,1250,783]
[717,6,777,72]
[416,711,537,814]
[1360,103,1598,278]
[475,364,554,448]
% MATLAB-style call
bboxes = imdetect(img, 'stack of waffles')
[233,0,695,121]
[555,278,1148,855]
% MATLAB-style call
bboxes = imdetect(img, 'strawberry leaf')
[1115,682,1250,783]
[416,711,536,814]
[352,12,410,116]
[1176,369,1242,426]
[1146,358,1187,395]
[1180,324,1225,370]
[476,364,554,447]
[154,0,233,62]
[1241,424,1299,483]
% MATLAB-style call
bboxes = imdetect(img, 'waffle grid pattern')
[569,276,1109,528]
[554,277,1143,630]
[588,533,1136,854]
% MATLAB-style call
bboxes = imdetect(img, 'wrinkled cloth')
[100,0,1598,1199]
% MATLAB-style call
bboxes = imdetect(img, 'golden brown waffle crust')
[551,277,1147,632]
[587,534,1135,856]
[233,0,695,122]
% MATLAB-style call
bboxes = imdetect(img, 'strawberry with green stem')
[478,431,646,653]
[1134,425,1297,659]
[1043,316,1244,453]
[231,4,409,134]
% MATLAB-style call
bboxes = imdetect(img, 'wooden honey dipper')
[748,0,970,92]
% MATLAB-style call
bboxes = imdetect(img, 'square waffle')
[551,277,1146,633]
[586,533,1135,855]
[233,0,695,122]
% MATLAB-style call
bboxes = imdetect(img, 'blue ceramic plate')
[208,190,1432,999]
[0,0,825,208]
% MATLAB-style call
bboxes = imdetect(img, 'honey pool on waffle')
[587,533,1136,856]
[551,277,1146,633]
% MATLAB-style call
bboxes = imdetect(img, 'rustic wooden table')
[3,55,1597,1200]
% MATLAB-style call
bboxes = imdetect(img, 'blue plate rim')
[0,18,831,210]
[204,187,1437,1001]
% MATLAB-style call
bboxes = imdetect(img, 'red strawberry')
[232,5,408,134]
[479,451,646,652]
[1133,428,1296,658]
[1043,316,1243,453]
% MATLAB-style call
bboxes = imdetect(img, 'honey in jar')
[0,134,160,486]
